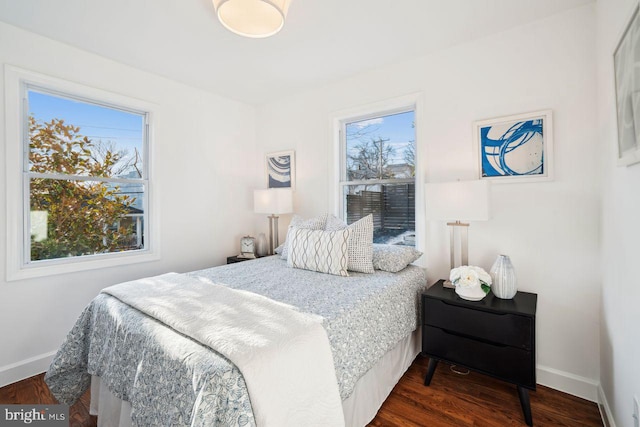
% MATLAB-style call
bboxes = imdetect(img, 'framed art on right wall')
[614,4,640,167]
[474,110,553,183]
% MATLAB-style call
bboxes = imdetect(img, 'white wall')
[0,22,260,386]
[0,4,609,406]
[596,0,640,426]
[256,4,601,400]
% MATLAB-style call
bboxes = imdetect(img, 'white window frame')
[329,93,425,254]
[5,65,160,281]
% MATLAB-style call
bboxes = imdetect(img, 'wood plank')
[0,356,602,427]
[0,373,96,427]
[367,357,603,427]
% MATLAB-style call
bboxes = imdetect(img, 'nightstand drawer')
[423,325,535,388]
[423,298,532,350]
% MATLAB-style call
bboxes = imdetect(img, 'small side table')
[226,255,257,264]
[422,279,538,426]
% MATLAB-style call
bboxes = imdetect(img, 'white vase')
[490,254,517,299]
[256,233,269,257]
[455,283,487,301]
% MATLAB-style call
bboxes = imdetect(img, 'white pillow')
[287,228,351,276]
[324,214,374,274]
[280,214,328,260]
[372,244,423,272]
[324,214,346,231]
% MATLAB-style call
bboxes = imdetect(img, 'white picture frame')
[614,4,640,167]
[473,110,553,183]
[266,150,295,190]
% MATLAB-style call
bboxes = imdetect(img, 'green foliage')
[29,117,136,261]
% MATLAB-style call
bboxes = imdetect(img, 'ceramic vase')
[490,254,517,299]
[256,233,269,257]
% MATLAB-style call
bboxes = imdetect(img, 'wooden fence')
[346,183,415,231]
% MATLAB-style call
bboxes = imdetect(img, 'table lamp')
[425,180,490,283]
[254,188,293,254]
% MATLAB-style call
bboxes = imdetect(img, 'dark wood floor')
[0,373,95,427]
[369,357,603,427]
[0,356,602,427]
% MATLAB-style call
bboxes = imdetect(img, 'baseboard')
[0,351,55,388]
[597,384,617,427]
[536,365,599,402]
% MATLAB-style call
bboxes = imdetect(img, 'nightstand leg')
[517,386,533,426]
[423,358,439,386]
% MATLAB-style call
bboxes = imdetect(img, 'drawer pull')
[441,328,509,348]
[441,299,507,315]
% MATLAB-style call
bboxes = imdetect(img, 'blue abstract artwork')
[267,152,293,188]
[478,115,547,179]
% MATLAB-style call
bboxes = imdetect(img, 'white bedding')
[46,256,426,426]
[103,273,344,427]
[91,329,422,427]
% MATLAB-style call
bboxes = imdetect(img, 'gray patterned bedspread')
[45,256,426,426]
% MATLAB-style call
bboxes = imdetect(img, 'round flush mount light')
[212,0,292,38]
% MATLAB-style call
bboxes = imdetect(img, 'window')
[26,88,149,263]
[340,109,416,246]
[5,66,156,280]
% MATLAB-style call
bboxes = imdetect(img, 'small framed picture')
[614,4,640,166]
[474,110,553,183]
[266,150,295,189]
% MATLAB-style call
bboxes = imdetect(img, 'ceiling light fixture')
[212,0,292,38]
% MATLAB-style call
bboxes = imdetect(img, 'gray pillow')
[280,214,328,260]
[372,244,422,272]
[287,228,351,276]
[324,214,374,274]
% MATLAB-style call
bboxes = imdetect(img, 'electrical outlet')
[634,395,639,427]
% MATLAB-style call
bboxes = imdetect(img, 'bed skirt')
[90,328,421,427]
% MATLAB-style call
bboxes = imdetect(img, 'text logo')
[0,405,68,426]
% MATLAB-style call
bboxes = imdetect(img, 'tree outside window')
[26,89,148,262]
[342,110,416,246]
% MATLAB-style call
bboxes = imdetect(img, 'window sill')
[6,249,161,282]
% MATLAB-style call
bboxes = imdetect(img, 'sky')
[28,89,145,165]
[346,110,415,166]
[28,88,414,174]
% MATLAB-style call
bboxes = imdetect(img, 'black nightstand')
[422,279,537,426]
[226,255,257,264]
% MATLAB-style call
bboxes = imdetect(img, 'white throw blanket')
[102,273,345,427]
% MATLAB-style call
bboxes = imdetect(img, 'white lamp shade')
[425,180,490,221]
[212,0,292,38]
[254,188,293,214]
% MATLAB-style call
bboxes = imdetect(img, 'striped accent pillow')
[287,228,351,276]
[281,214,328,260]
[325,214,374,274]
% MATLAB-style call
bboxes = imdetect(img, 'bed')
[45,253,426,426]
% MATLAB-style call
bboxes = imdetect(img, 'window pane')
[343,182,415,246]
[28,89,145,178]
[345,111,415,181]
[30,178,145,261]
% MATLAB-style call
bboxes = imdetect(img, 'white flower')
[450,265,492,288]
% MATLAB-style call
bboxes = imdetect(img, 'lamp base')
[268,214,280,255]
[447,221,470,269]
[442,280,455,289]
